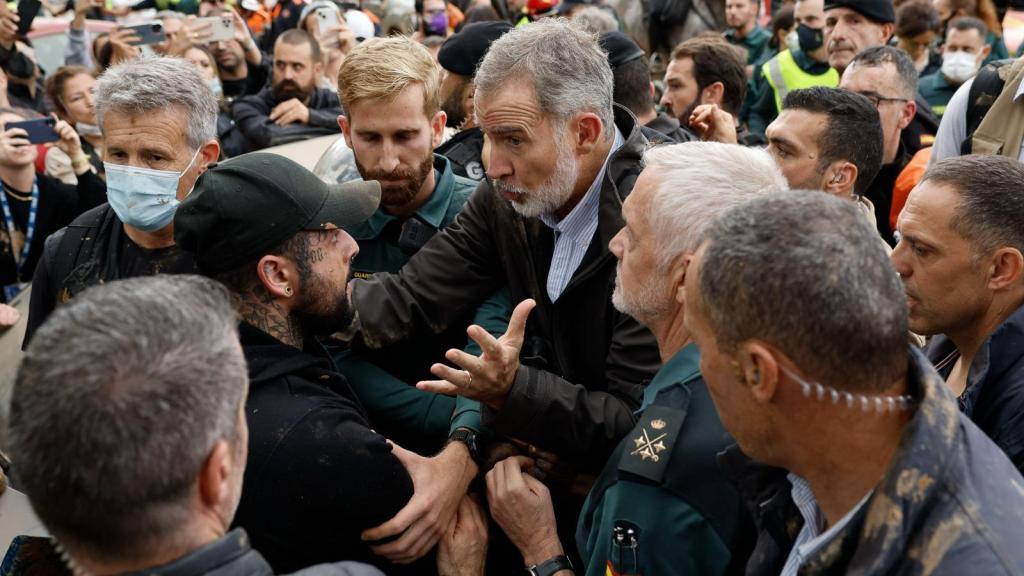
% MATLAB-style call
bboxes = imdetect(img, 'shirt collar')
[363,154,456,237]
[538,126,625,232]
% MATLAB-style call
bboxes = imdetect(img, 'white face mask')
[942,51,980,84]
[76,121,102,138]
[786,29,800,53]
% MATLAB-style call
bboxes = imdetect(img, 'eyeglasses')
[856,92,909,107]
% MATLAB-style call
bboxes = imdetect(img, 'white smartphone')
[196,15,234,43]
[316,7,337,36]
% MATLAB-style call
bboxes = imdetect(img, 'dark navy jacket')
[927,301,1024,474]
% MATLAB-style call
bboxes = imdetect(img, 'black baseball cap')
[599,31,645,69]
[438,21,513,77]
[175,152,381,275]
[823,0,895,24]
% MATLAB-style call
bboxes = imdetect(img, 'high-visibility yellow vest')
[763,49,840,113]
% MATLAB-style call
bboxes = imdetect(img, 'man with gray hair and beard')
[348,18,660,565]
[485,142,788,576]
[23,55,220,345]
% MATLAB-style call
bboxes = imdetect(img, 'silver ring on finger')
[465,370,473,387]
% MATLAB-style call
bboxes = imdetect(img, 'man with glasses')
[840,46,920,246]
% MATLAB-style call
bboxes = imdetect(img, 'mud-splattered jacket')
[721,348,1024,576]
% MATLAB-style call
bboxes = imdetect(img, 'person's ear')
[701,81,725,107]
[898,98,916,130]
[979,44,992,63]
[463,82,475,120]
[987,247,1024,291]
[198,139,220,172]
[737,341,778,404]
[256,254,296,300]
[823,161,858,199]
[572,112,604,155]
[880,22,895,43]
[339,114,353,147]
[670,253,690,305]
[197,439,233,511]
[648,81,656,100]
[430,109,446,149]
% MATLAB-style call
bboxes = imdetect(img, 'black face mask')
[797,22,825,53]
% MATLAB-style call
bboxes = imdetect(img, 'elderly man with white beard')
[346,18,665,567]
[485,142,788,576]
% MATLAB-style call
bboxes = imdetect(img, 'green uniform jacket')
[725,26,772,66]
[336,154,510,452]
[576,345,745,576]
[918,72,960,117]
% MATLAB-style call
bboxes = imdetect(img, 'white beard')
[612,261,671,323]
[494,138,580,218]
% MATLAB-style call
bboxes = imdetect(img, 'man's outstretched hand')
[418,299,536,410]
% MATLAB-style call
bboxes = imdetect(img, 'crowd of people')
[2,0,1024,574]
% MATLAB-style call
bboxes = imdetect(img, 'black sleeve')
[240,403,414,564]
[231,95,340,150]
[22,232,59,349]
[352,183,503,348]
[73,170,107,214]
[0,43,35,80]
[245,58,271,96]
[307,106,343,130]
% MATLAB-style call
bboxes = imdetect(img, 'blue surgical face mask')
[104,148,201,232]
[207,77,224,99]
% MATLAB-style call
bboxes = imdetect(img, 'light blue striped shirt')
[539,128,625,302]
[780,473,872,576]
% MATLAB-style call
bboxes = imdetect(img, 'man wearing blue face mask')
[22,55,220,346]
[745,0,839,136]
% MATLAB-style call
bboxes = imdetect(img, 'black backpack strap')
[962,58,1015,155]
[46,205,108,297]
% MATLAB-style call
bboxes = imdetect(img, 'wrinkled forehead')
[476,80,547,131]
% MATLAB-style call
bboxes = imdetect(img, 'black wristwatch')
[526,554,573,576]
[448,428,479,461]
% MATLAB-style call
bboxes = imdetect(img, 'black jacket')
[643,112,697,144]
[123,530,386,576]
[351,106,661,468]
[0,171,107,297]
[23,203,196,346]
[724,348,1024,575]
[233,323,414,574]
[927,300,1024,474]
[231,86,342,152]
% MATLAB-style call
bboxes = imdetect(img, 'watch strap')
[448,427,478,461]
[527,554,573,576]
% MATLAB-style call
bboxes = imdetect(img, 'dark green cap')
[175,152,381,275]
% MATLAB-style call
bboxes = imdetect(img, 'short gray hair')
[924,154,1024,259]
[96,55,218,149]
[571,6,619,35]
[698,191,908,392]
[645,142,789,270]
[475,18,614,139]
[9,275,247,560]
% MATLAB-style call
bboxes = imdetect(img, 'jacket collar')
[640,343,701,410]
[926,298,1024,416]
[123,530,272,576]
[723,348,964,574]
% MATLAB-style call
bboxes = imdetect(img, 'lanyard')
[0,178,39,281]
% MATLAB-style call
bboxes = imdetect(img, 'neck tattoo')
[235,287,304,349]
